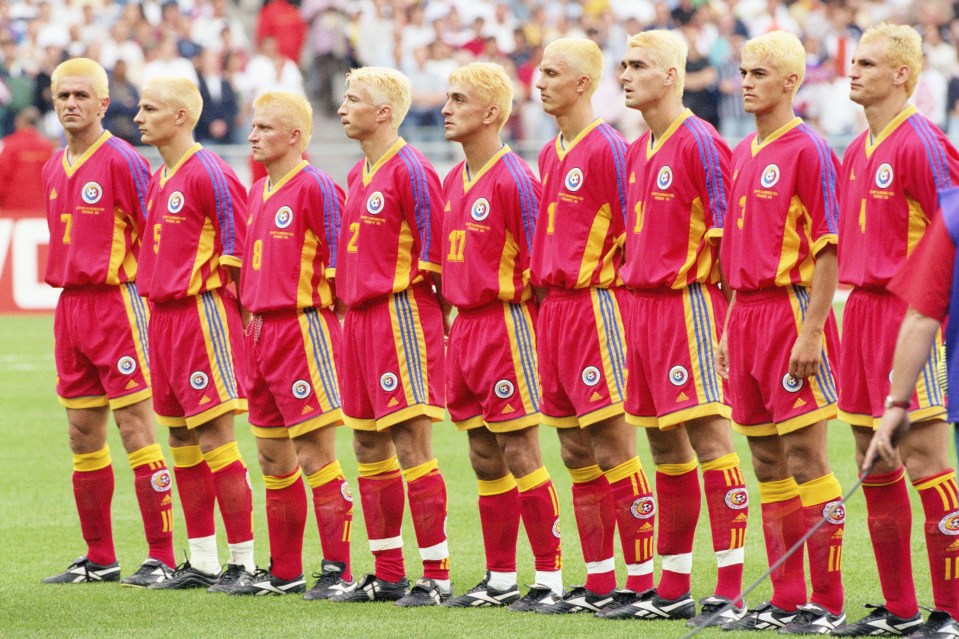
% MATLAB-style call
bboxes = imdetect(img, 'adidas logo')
[49,188,57,199]
[199,396,211,405]
[590,391,603,402]
[734,513,748,523]
[832,528,844,539]
[948,539,959,552]
[387,397,399,407]
[639,522,653,532]
[629,172,636,184]
[301,404,314,415]
[676,391,689,402]
[502,404,515,414]
[124,379,139,390]
[161,495,172,505]
[793,397,807,409]
[444,200,451,211]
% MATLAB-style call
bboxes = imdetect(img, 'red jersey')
[0,126,55,211]
[721,118,840,291]
[889,212,954,322]
[138,144,248,303]
[839,105,959,288]
[441,146,540,309]
[334,138,443,307]
[241,160,345,313]
[530,119,628,290]
[43,131,151,288]
[621,110,731,289]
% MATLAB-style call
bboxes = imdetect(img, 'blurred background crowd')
[3,0,959,160]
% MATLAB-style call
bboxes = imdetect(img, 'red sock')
[72,447,116,565]
[358,457,405,582]
[265,469,307,580]
[307,461,353,581]
[605,458,654,593]
[478,477,520,572]
[863,467,917,619]
[170,446,216,540]
[914,470,959,619]
[404,460,449,581]
[655,462,700,599]
[759,479,807,612]
[517,468,562,572]
[205,443,254,544]
[129,445,176,568]
[570,466,616,594]
[798,473,845,615]
[703,454,748,603]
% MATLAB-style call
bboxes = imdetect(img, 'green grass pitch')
[0,311,948,638]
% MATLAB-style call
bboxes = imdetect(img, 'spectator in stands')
[103,58,140,145]
[255,0,306,64]
[0,105,53,211]
[196,49,239,145]
[301,0,350,117]
[141,35,197,84]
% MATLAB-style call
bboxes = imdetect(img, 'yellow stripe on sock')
[73,446,111,472]
[170,444,204,469]
[402,458,438,483]
[656,459,698,476]
[128,443,165,469]
[569,464,603,484]
[516,466,550,493]
[203,441,243,474]
[357,455,400,477]
[758,477,800,504]
[606,457,643,483]
[478,475,517,496]
[306,460,344,488]
[264,468,303,490]
[700,452,741,472]
[797,473,842,507]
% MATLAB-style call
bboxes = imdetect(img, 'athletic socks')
[170,444,218,572]
[357,456,405,582]
[655,460,700,600]
[72,446,116,566]
[203,441,255,571]
[404,459,450,582]
[702,453,748,603]
[264,467,306,580]
[307,461,353,581]
[477,475,520,574]
[798,472,845,615]
[569,465,616,594]
[759,477,807,612]
[606,457,655,594]
[863,466,917,619]
[128,444,176,568]
[517,466,563,591]
[914,470,959,619]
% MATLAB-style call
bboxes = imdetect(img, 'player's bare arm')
[789,245,837,380]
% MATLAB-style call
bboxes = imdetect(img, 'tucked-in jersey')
[241,160,345,313]
[621,110,730,289]
[441,146,540,309]
[138,144,247,303]
[334,137,443,307]
[721,118,840,291]
[43,131,151,288]
[530,118,628,290]
[839,105,959,288]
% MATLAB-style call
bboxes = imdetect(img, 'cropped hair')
[51,58,109,99]
[448,62,513,130]
[627,30,688,98]
[253,91,314,151]
[543,37,604,98]
[345,67,412,129]
[143,76,204,129]
[859,22,923,97]
[741,30,806,94]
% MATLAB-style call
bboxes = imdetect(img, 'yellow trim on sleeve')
[568,464,603,484]
[516,467,550,493]
[811,234,838,257]
[128,443,165,469]
[478,474,517,496]
[73,446,111,472]
[402,458,438,482]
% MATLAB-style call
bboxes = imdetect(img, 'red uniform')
[0,125,55,211]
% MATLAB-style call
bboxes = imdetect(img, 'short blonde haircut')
[345,67,412,129]
[51,57,109,99]
[543,37,604,98]
[142,76,204,130]
[741,30,806,94]
[253,91,313,151]
[448,62,513,130]
[627,29,688,99]
[859,22,923,97]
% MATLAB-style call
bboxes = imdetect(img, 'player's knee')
[167,425,196,448]
[784,445,831,484]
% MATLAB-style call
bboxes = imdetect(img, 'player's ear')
[664,67,677,90]
[98,96,110,118]
[377,103,393,125]
[485,104,499,126]
[894,64,910,89]
[289,127,302,148]
[783,72,799,94]
[576,74,592,96]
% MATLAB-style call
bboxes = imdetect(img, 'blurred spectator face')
[536,49,585,117]
[199,49,221,75]
[848,37,900,107]
[441,80,490,142]
[338,81,383,140]
[620,46,669,111]
[740,51,793,115]
[54,76,109,136]
[248,102,292,165]
[261,36,279,59]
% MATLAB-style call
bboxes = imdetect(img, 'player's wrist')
[884,395,910,410]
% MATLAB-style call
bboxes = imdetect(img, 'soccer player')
[717,31,846,633]
[603,30,748,626]
[231,91,355,598]
[41,57,176,587]
[529,37,655,615]
[865,194,959,639]
[437,62,564,609]
[331,66,451,607]
[133,76,255,592]
[835,23,959,637]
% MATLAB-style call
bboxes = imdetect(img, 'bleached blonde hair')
[142,76,204,129]
[345,67,412,129]
[742,30,806,95]
[543,37,604,98]
[253,91,314,151]
[448,62,514,130]
[627,30,688,99]
[859,22,923,97]
[51,57,109,99]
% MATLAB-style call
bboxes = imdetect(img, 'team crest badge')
[630,496,656,519]
[724,488,749,509]
[380,372,398,392]
[669,365,689,387]
[822,500,845,525]
[292,379,311,399]
[366,191,385,215]
[471,197,491,221]
[564,168,584,192]
[275,206,294,229]
[938,511,959,535]
[341,481,353,502]
[875,163,894,189]
[552,518,561,538]
[657,166,673,190]
[168,191,185,214]
[190,371,209,390]
[760,164,780,189]
[150,469,172,492]
[81,182,103,204]
[582,366,601,387]
[116,356,137,375]
[782,374,803,393]
[494,379,515,399]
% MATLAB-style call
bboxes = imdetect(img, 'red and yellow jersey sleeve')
[721,118,840,291]
[137,144,248,303]
[240,160,345,313]
[441,146,540,309]
[839,106,959,288]
[334,138,444,307]
[530,119,628,290]
[621,110,731,289]
[43,131,151,288]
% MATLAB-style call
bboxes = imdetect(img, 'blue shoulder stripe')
[798,125,839,234]
[196,150,236,255]
[306,166,341,269]
[398,147,433,259]
[502,153,538,249]
[684,118,728,228]
[908,115,952,190]
[107,138,150,218]
[596,123,629,223]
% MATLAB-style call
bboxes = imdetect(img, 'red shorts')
[54,283,152,409]
[838,287,945,428]
[537,287,626,428]
[340,284,445,430]
[727,286,839,436]
[622,284,731,429]
[149,289,247,428]
[245,307,344,438]
[447,301,540,433]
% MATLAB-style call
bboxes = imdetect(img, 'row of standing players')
[38,24,959,638]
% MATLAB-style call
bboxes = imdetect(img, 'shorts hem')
[635,403,732,430]
[344,415,377,431]
[59,394,110,409]
[251,410,344,439]
[775,404,837,435]
[453,415,486,431]
[541,414,579,429]
[580,402,625,428]
[840,406,947,429]
[180,398,248,429]
[485,413,540,433]
[625,412,662,428]
[374,405,445,431]
[107,389,153,410]
[732,421,778,436]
